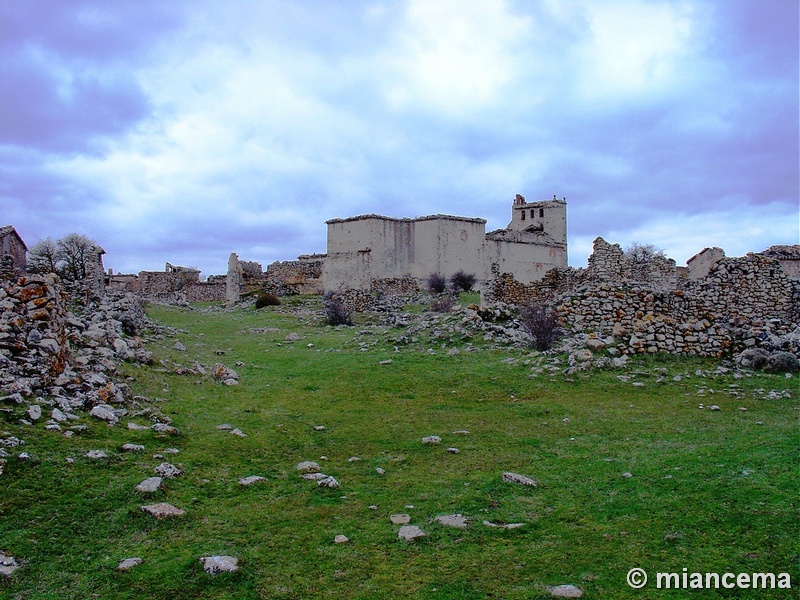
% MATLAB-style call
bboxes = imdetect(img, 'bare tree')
[56,233,96,281]
[27,237,59,274]
[624,242,667,267]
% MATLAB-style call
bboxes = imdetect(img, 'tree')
[624,242,667,266]
[26,233,97,281]
[27,237,59,275]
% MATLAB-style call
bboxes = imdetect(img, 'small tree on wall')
[27,232,97,281]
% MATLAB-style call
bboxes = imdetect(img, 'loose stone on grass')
[483,520,525,529]
[238,475,266,486]
[317,475,340,488]
[548,584,583,598]
[435,514,469,528]
[296,461,320,473]
[397,525,427,542]
[154,462,182,478]
[84,450,108,459]
[0,552,20,577]
[135,477,163,493]
[117,557,143,571]
[421,435,441,444]
[334,535,350,544]
[390,514,411,525]
[140,502,186,518]
[200,555,239,575]
[502,472,538,487]
[229,428,247,437]
[121,443,145,452]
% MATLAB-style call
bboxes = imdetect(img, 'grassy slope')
[1,299,797,599]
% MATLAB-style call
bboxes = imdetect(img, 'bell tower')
[507,194,567,247]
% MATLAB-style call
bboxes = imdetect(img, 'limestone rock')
[89,404,118,425]
[26,405,42,421]
[117,557,143,571]
[296,461,321,473]
[140,502,185,518]
[502,472,538,487]
[211,363,239,385]
[317,475,340,488]
[200,555,238,574]
[435,513,469,528]
[334,534,350,544]
[229,428,247,437]
[390,514,411,525]
[548,584,583,598]
[0,552,20,577]
[483,520,525,529]
[421,435,441,444]
[238,475,266,486]
[121,443,145,452]
[84,450,108,459]
[135,477,163,493]
[397,525,427,542]
[154,462,182,478]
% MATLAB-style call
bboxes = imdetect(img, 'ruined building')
[322,194,567,292]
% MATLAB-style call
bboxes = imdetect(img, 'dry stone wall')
[487,238,800,357]
[0,274,69,388]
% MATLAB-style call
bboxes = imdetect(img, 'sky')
[1,0,798,278]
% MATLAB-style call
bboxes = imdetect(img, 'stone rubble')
[200,555,239,574]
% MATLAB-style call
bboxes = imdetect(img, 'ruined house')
[322,194,568,292]
[0,225,27,273]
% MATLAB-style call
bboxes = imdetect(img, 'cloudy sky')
[1,0,797,278]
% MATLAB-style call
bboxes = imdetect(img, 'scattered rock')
[296,461,321,473]
[26,405,42,421]
[397,525,427,542]
[421,435,441,444]
[84,450,108,459]
[334,535,350,544]
[215,423,233,430]
[117,557,143,571]
[229,428,247,437]
[135,477,163,493]
[621,472,633,478]
[154,462,182,478]
[446,447,460,454]
[435,514,469,528]
[152,423,181,435]
[390,514,411,525]
[211,363,239,385]
[89,404,119,425]
[127,422,150,431]
[140,502,186,518]
[317,476,340,488]
[548,584,583,598]
[483,520,525,529]
[238,475,266,486]
[502,472,538,487]
[0,552,20,577]
[200,555,238,575]
[121,443,145,452]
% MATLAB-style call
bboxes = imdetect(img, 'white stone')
[548,584,583,598]
[140,502,186,518]
[296,461,320,473]
[421,435,441,444]
[26,405,42,421]
[435,514,469,528]
[238,475,266,486]
[317,476,340,488]
[390,514,411,525]
[334,535,350,544]
[397,525,427,542]
[89,404,118,425]
[154,462,182,478]
[121,443,145,452]
[135,477,163,493]
[118,557,143,571]
[84,450,108,459]
[502,472,538,487]
[200,555,238,574]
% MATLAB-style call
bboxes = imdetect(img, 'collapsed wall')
[487,238,800,357]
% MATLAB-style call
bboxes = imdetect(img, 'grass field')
[1,297,797,599]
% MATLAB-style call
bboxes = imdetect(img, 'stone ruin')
[486,237,800,358]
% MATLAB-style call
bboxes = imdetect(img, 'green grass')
[1,299,797,599]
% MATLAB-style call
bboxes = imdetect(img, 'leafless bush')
[450,270,476,292]
[324,294,353,326]
[430,294,456,313]
[427,273,447,294]
[519,303,561,351]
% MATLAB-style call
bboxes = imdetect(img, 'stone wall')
[264,259,324,295]
[0,273,70,390]
[487,238,800,357]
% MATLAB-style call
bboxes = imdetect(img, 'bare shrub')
[430,294,456,313]
[324,294,353,326]
[255,292,281,309]
[450,270,476,293]
[427,273,447,294]
[519,303,561,351]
